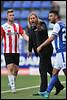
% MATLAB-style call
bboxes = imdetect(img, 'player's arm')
[1,26,5,41]
[37,34,55,53]
[22,30,29,42]
[19,24,29,41]
[37,23,60,53]
[28,32,33,57]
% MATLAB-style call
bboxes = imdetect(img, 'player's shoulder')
[14,22,19,26]
[52,22,60,33]
[39,19,46,25]
[55,22,60,26]
[14,22,21,28]
[54,21,65,30]
[38,18,47,28]
[54,22,60,29]
[56,21,65,27]
[1,22,8,28]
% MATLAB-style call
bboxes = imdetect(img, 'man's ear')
[55,15,58,20]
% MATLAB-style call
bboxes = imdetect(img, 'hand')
[37,45,42,53]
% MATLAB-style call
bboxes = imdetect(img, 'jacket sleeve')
[28,32,33,52]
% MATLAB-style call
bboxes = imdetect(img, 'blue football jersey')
[53,21,66,52]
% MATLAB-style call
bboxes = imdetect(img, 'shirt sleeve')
[19,24,24,35]
[52,23,60,36]
[1,26,5,39]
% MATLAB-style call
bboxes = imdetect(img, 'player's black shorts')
[4,53,19,66]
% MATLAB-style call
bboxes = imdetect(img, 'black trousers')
[39,52,62,92]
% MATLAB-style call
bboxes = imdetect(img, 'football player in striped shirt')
[1,9,29,93]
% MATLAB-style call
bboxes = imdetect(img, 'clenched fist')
[37,45,42,53]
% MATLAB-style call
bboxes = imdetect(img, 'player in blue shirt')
[37,10,66,98]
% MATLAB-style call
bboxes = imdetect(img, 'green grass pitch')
[1,75,66,99]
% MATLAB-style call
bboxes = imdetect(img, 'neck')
[55,18,60,23]
[7,21,14,26]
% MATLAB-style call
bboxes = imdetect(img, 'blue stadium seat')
[41,1,52,9]
[1,20,6,25]
[13,1,21,8]
[44,20,49,27]
[34,10,40,16]
[20,20,27,29]
[3,1,13,9]
[21,1,32,8]
[32,1,41,8]
[14,10,21,19]
[20,10,30,19]
[39,10,49,19]
[14,19,19,24]
[1,11,7,19]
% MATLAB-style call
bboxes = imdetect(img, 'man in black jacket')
[27,12,64,95]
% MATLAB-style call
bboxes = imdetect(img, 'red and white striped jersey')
[1,22,24,53]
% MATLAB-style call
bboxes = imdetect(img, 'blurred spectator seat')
[41,1,52,9]
[31,1,41,8]
[12,1,21,8]
[20,10,30,19]
[20,20,27,29]
[1,20,6,25]
[1,11,7,19]
[34,10,40,16]
[21,1,32,8]
[14,10,21,19]
[3,1,13,9]
[39,10,49,19]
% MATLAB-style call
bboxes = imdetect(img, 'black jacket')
[27,20,53,57]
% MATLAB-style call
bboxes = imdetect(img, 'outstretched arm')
[19,24,29,41]
[22,30,29,42]
[37,34,55,53]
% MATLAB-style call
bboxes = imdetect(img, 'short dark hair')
[49,10,60,18]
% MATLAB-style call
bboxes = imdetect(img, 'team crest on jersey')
[7,30,18,35]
